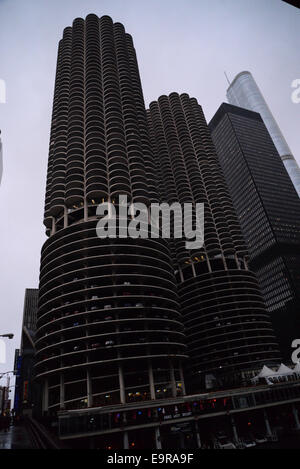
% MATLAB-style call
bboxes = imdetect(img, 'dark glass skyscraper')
[35,15,187,414]
[209,103,300,359]
[14,289,39,416]
[147,94,280,389]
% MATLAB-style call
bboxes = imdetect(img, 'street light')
[0,334,14,339]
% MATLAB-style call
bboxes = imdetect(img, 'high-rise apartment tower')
[147,93,280,389]
[35,15,187,414]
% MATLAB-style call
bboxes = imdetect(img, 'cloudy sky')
[0,0,299,391]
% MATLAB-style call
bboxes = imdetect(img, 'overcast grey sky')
[0,0,299,387]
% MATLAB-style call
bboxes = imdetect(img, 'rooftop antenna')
[224,71,231,87]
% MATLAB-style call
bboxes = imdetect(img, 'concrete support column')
[123,431,129,449]
[51,218,56,236]
[179,365,186,396]
[264,409,272,436]
[179,432,185,449]
[84,200,88,222]
[179,268,184,283]
[118,364,126,404]
[59,373,65,409]
[169,363,177,398]
[292,404,300,430]
[231,416,238,441]
[206,257,212,273]
[42,378,49,413]
[221,253,227,270]
[194,420,202,448]
[64,207,68,229]
[155,426,162,449]
[87,369,93,408]
[148,361,156,400]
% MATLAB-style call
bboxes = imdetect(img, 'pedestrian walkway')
[0,424,34,449]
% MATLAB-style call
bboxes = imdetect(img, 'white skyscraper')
[227,71,300,197]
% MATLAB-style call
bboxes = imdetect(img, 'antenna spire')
[224,71,231,86]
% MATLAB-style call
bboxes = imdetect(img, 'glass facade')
[226,71,300,197]
[209,103,300,360]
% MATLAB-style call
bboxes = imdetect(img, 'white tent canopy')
[252,365,276,382]
[252,363,297,384]
[275,363,294,376]
[258,365,276,378]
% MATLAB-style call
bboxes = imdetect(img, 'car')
[104,316,113,321]
[104,304,112,310]
[254,433,267,444]
[91,343,100,349]
[135,303,143,307]
[242,436,256,448]
[214,434,236,449]
[105,340,114,347]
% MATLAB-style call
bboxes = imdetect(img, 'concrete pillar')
[42,378,49,413]
[179,365,186,396]
[123,431,129,449]
[59,373,65,409]
[206,257,212,273]
[179,432,185,449]
[179,268,184,283]
[170,363,177,398]
[64,207,68,228]
[292,404,300,430]
[51,218,56,236]
[155,427,162,449]
[263,409,272,436]
[194,420,202,448]
[231,416,238,441]
[87,369,93,407]
[118,364,126,404]
[84,200,88,222]
[148,361,156,400]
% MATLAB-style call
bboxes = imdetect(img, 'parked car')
[91,343,100,349]
[105,340,114,347]
[214,433,236,449]
[242,436,256,448]
[254,433,267,444]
